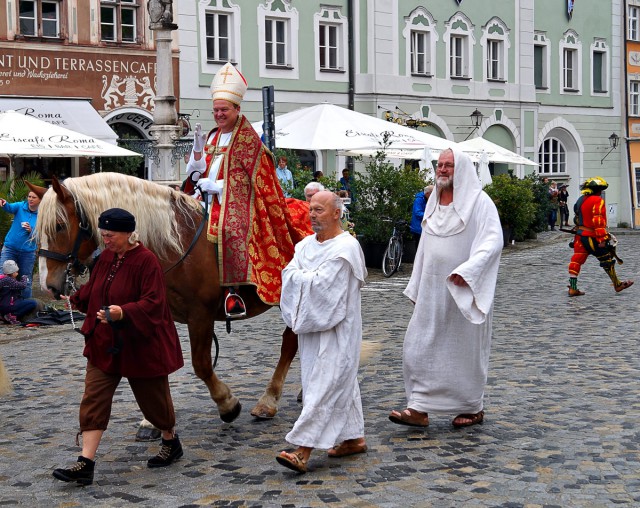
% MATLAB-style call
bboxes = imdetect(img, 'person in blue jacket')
[409,185,433,249]
[0,190,41,298]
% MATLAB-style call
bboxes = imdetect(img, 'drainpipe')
[347,0,355,170]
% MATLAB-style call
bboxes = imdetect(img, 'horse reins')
[163,190,209,274]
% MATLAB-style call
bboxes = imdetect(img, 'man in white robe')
[389,148,503,429]
[277,191,367,473]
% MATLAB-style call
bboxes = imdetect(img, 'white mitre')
[210,62,247,106]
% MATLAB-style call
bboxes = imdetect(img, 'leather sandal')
[614,280,634,293]
[452,410,484,428]
[328,438,368,458]
[567,287,585,297]
[388,408,429,427]
[276,450,307,473]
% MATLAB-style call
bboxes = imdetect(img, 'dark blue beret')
[98,208,136,232]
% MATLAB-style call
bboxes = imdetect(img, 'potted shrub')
[484,173,536,246]
[350,148,429,267]
[523,173,553,238]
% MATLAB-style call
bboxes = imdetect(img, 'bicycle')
[381,217,407,277]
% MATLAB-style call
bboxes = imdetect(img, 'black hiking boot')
[147,434,183,468]
[52,455,95,485]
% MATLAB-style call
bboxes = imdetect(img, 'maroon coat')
[70,243,183,378]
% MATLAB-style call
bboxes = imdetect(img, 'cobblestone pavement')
[1,231,639,507]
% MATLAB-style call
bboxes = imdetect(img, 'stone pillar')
[148,1,181,184]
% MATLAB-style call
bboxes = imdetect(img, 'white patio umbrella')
[253,103,454,152]
[456,137,538,166]
[477,152,493,187]
[0,110,140,158]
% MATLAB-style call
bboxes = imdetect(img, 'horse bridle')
[38,182,209,294]
[38,201,93,296]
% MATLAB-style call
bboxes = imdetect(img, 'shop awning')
[0,97,118,144]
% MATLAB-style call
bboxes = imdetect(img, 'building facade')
[0,0,179,180]
[179,0,629,225]
[626,0,640,226]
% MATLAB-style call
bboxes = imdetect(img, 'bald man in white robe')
[277,191,367,474]
[389,148,503,429]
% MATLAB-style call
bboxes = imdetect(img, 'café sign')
[0,47,177,114]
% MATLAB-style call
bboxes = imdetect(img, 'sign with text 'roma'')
[0,47,178,114]
[0,110,140,157]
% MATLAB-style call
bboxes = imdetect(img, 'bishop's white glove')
[196,178,223,196]
[193,123,206,153]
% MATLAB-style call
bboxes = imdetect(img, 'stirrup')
[224,290,247,319]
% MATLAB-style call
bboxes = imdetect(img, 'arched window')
[402,7,438,77]
[444,12,476,79]
[538,138,567,174]
[481,17,510,82]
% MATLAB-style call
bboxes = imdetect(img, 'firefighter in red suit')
[567,177,633,296]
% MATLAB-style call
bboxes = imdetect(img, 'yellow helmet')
[580,176,608,194]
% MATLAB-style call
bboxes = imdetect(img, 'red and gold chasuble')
[204,115,311,305]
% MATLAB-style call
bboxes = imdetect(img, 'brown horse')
[29,172,299,425]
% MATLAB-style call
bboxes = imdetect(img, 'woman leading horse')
[30,172,304,425]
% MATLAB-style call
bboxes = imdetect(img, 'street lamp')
[470,109,484,128]
[600,132,620,165]
[464,109,484,140]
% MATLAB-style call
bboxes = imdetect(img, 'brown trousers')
[79,362,176,432]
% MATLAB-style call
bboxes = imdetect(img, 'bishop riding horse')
[30,173,303,428]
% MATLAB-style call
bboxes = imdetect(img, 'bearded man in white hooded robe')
[276,191,368,474]
[389,147,503,429]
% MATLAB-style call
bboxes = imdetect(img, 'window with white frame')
[564,48,577,89]
[265,17,287,66]
[319,23,338,70]
[206,12,230,63]
[560,30,582,94]
[629,5,640,41]
[199,1,241,75]
[411,31,430,75]
[19,0,61,38]
[314,6,347,81]
[487,40,502,79]
[591,39,609,94]
[100,0,139,43]
[482,17,510,82]
[630,81,640,116]
[258,0,299,80]
[403,7,438,78]
[538,138,567,175]
[534,32,550,90]
[450,36,465,77]
[444,13,475,79]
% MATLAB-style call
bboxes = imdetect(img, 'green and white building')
[178,0,628,224]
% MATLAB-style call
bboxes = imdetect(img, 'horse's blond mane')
[36,173,203,260]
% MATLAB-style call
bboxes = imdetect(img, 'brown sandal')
[452,411,484,428]
[328,438,368,458]
[276,450,307,473]
[389,408,429,427]
[614,280,634,293]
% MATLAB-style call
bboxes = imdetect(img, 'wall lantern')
[600,132,620,165]
[464,109,484,140]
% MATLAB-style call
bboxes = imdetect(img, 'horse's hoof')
[220,401,242,423]
[135,427,161,442]
[250,403,277,419]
